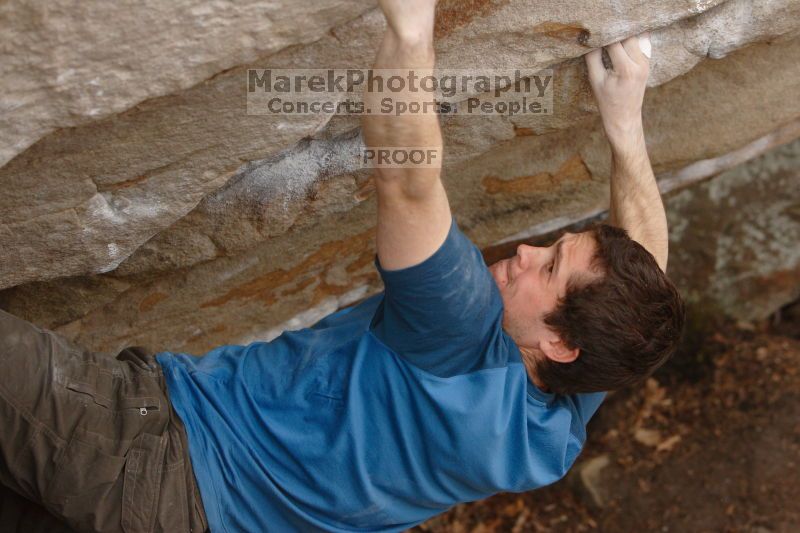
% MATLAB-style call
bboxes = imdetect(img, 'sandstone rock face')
[0,0,376,167]
[1,0,799,354]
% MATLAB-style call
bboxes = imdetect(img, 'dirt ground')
[415,301,800,533]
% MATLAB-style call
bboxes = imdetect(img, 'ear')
[540,336,579,364]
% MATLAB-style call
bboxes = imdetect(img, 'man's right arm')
[586,36,669,272]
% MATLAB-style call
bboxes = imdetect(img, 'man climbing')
[0,0,684,531]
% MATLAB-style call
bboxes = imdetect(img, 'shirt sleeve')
[572,391,607,427]
[369,217,505,377]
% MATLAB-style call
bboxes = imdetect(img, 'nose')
[516,244,535,270]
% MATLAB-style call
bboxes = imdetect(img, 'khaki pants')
[0,309,208,533]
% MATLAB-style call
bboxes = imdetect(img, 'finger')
[606,41,635,73]
[621,33,649,66]
[639,32,652,59]
[585,48,606,84]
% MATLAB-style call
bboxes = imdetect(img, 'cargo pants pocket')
[48,349,169,533]
[45,434,128,532]
[121,432,168,533]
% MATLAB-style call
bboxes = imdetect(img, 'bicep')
[374,171,452,271]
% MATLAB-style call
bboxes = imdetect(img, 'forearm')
[362,0,451,271]
[607,124,669,271]
[362,27,443,198]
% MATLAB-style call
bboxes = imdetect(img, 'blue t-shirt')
[156,218,606,532]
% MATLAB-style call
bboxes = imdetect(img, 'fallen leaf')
[634,428,662,447]
[656,434,682,453]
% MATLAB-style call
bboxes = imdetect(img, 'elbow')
[374,170,443,202]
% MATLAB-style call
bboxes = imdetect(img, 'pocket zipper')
[119,397,161,416]
[135,404,160,416]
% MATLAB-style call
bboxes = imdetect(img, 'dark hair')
[537,224,686,394]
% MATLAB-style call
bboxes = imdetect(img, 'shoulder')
[374,217,486,283]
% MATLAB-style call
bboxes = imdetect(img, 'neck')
[518,345,551,392]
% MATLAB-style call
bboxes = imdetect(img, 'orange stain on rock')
[310,271,379,307]
[482,172,553,194]
[280,276,316,298]
[532,21,591,45]
[200,229,375,309]
[346,247,377,273]
[556,153,592,182]
[434,0,509,38]
[482,154,592,195]
[312,278,356,302]
[139,291,168,313]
